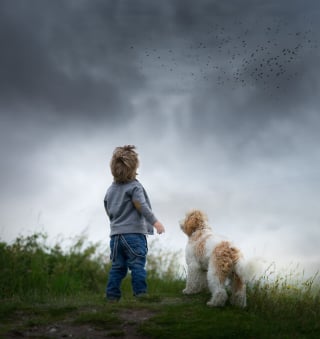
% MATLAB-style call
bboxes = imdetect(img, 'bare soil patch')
[5,307,157,338]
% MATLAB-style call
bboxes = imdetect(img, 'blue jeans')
[106,233,148,300]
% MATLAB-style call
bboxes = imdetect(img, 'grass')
[0,233,319,338]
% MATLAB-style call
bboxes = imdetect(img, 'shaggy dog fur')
[180,210,247,307]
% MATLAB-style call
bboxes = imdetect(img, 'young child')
[104,145,165,301]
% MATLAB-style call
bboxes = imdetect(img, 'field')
[0,233,319,338]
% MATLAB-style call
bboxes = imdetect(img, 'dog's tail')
[236,256,267,283]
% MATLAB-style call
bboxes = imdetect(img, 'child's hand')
[153,221,165,234]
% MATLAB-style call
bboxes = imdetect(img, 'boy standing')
[104,145,165,301]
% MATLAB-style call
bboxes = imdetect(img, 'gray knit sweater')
[104,180,157,236]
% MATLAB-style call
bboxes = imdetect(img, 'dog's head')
[180,209,209,237]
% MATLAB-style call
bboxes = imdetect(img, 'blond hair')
[110,145,139,183]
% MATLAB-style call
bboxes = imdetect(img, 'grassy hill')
[0,233,319,338]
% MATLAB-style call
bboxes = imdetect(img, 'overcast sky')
[1,0,320,277]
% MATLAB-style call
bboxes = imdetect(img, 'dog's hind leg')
[230,261,247,308]
[206,259,228,307]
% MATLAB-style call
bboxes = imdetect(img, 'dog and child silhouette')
[103,145,246,307]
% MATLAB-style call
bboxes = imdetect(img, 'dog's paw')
[206,290,228,307]
[206,299,226,307]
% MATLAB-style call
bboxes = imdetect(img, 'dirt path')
[6,308,157,338]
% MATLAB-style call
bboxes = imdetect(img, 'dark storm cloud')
[162,0,320,155]
[1,0,318,123]
[0,0,146,123]
[1,0,319,177]
[0,0,319,152]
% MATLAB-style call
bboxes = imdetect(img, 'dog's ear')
[184,210,207,236]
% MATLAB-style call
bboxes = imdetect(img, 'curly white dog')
[180,210,247,308]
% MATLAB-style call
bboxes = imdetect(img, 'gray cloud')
[1,0,319,125]
[0,0,146,124]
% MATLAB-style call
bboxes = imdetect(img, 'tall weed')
[248,262,320,330]
[0,233,107,299]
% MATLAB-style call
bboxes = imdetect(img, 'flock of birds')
[129,19,318,95]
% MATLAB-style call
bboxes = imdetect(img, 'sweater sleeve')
[131,184,157,225]
[103,193,109,216]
